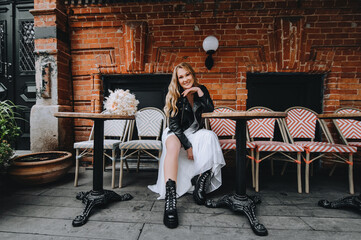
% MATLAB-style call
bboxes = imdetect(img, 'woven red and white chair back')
[209,107,236,137]
[286,108,317,139]
[335,108,361,140]
[247,108,275,139]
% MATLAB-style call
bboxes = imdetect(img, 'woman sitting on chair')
[148,62,226,228]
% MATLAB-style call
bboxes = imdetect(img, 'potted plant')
[1,100,73,186]
[0,100,22,172]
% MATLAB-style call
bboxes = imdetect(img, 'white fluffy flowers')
[103,89,139,115]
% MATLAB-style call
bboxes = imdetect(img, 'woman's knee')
[165,135,181,153]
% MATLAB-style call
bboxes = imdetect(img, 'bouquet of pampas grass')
[103,89,139,115]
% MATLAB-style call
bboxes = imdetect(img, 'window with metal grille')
[19,20,35,72]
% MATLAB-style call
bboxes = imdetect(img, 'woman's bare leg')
[163,135,180,229]
[164,135,181,183]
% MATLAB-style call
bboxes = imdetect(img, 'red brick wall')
[49,0,360,145]
[33,0,72,106]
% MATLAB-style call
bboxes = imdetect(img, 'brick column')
[29,0,73,152]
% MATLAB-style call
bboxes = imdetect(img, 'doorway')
[0,1,35,149]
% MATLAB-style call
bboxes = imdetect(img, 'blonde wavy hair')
[164,62,200,117]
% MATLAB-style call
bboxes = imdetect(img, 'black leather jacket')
[168,85,214,150]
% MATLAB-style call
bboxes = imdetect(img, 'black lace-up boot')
[192,170,212,205]
[164,179,178,228]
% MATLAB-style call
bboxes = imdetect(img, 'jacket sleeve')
[168,110,192,150]
[198,85,214,113]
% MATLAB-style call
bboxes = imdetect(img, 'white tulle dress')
[148,117,226,199]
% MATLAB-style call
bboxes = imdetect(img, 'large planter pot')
[8,151,72,185]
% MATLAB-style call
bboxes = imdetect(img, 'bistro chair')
[247,107,303,193]
[73,118,131,188]
[331,107,361,174]
[118,107,166,188]
[206,106,257,187]
[284,107,357,194]
[207,106,237,154]
[333,107,361,149]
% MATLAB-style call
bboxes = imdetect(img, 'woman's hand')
[182,87,204,97]
[186,147,194,160]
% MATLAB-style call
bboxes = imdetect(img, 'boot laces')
[200,170,211,185]
[200,170,213,191]
[165,185,177,211]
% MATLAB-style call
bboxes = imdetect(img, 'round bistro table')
[54,112,135,227]
[202,111,287,236]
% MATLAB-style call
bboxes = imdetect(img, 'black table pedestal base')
[205,194,268,236]
[72,190,133,227]
[318,194,361,213]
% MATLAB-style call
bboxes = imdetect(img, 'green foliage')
[0,100,23,169]
[0,140,13,169]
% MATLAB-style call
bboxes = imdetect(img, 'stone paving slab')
[152,195,361,218]
[0,215,143,239]
[300,216,361,232]
[1,186,50,196]
[139,223,256,240]
[38,187,157,201]
[62,169,158,190]
[139,224,361,240]
[266,230,361,240]
[0,194,155,211]
[259,205,361,219]
[0,232,98,240]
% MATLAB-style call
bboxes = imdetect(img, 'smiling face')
[177,67,194,90]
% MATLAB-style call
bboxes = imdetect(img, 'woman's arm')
[198,85,214,113]
[181,85,214,113]
[168,110,192,150]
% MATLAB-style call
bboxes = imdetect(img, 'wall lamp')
[202,36,219,70]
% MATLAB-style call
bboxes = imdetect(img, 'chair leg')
[251,149,255,188]
[329,163,337,176]
[348,154,354,195]
[125,158,130,172]
[119,150,124,188]
[111,150,116,189]
[137,150,140,173]
[281,162,288,176]
[255,151,260,192]
[74,149,80,187]
[119,149,124,188]
[297,153,302,194]
[305,153,310,194]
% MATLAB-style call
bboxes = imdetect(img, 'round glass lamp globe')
[202,36,219,52]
